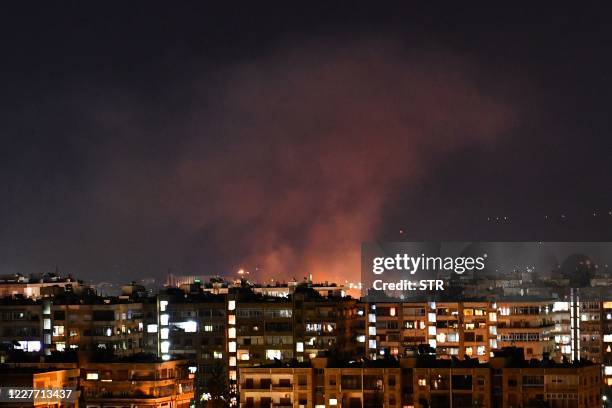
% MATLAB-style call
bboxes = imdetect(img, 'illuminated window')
[229,356,236,366]
[229,341,236,352]
[368,326,376,336]
[214,351,223,359]
[228,315,236,325]
[418,377,427,386]
[160,300,168,312]
[329,398,338,406]
[177,321,197,333]
[228,300,236,311]
[160,341,170,353]
[296,342,304,352]
[147,324,158,333]
[266,349,282,360]
[53,325,65,336]
[86,373,99,380]
[160,328,169,340]
[228,327,236,339]
[160,314,169,326]
[204,325,213,332]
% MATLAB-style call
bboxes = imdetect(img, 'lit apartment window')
[160,300,168,312]
[228,300,236,311]
[86,373,99,380]
[418,377,427,387]
[147,324,158,333]
[296,342,304,352]
[228,315,236,325]
[160,328,169,340]
[160,341,170,353]
[160,314,169,325]
[214,351,223,359]
[204,325,213,332]
[178,321,197,333]
[228,327,236,339]
[266,349,282,360]
[53,325,65,336]
[229,341,236,353]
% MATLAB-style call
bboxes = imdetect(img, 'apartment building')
[361,301,495,362]
[50,297,146,355]
[0,365,80,407]
[240,365,313,408]
[490,349,601,408]
[292,288,360,361]
[0,273,85,300]
[495,301,556,360]
[79,356,194,408]
[238,358,401,408]
[404,360,491,408]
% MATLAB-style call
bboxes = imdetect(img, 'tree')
[200,361,236,408]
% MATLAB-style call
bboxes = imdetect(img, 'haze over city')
[2,3,612,285]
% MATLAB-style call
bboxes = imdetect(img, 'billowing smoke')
[55,39,515,283]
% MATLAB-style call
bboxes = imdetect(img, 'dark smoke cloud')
[83,39,514,283]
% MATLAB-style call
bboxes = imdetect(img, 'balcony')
[271,384,293,391]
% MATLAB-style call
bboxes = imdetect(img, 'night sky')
[2,3,612,284]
